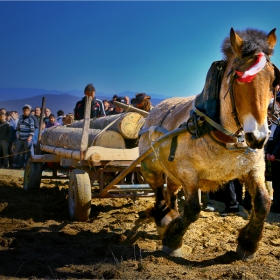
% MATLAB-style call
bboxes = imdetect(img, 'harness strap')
[168,136,178,162]
[139,126,169,136]
[192,100,237,137]
[228,75,243,132]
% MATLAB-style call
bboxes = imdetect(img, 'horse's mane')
[221,28,274,59]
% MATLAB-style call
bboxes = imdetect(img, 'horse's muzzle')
[244,132,270,149]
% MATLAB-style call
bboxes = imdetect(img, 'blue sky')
[1,1,280,98]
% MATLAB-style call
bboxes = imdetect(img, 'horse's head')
[222,28,280,149]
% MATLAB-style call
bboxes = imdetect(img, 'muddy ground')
[0,170,279,279]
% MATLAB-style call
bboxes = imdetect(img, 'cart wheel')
[23,159,43,190]
[68,169,91,222]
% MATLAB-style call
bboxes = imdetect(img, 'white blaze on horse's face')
[230,28,277,149]
[242,113,270,147]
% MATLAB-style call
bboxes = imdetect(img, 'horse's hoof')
[162,245,182,257]
[236,245,256,261]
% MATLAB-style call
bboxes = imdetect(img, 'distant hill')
[0,87,171,102]
[0,91,166,115]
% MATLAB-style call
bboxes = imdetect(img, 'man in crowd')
[6,111,17,167]
[34,107,41,123]
[56,110,65,125]
[131,93,153,112]
[265,96,280,213]
[13,105,35,168]
[43,107,51,124]
[103,99,114,115]
[107,97,126,115]
[23,104,39,129]
[46,114,61,128]
[0,111,10,168]
[74,84,105,120]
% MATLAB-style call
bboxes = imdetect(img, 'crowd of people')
[0,105,69,169]
[73,84,153,121]
[0,83,154,171]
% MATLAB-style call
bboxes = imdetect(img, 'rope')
[148,126,180,184]
[0,149,30,159]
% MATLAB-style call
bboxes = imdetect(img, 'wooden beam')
[84,146,139,162]
[31,154,60,162]
[80,95,92,159]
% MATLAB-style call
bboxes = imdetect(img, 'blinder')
[272,63,280,88]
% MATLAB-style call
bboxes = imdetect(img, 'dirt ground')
[0,170,279,279]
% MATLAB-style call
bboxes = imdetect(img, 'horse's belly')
[164,136,264,186]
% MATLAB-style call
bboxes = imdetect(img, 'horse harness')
[139,54,280,162]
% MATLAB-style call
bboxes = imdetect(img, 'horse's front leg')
[237,173,271,261]
[162,186,201,257]
[148,177,181,239]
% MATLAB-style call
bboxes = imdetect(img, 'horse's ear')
[267,28,277,49]
[230,28,243,56]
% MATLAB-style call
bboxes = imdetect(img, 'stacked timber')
[40,126,126,160]
[40,112,145,161]
[70,112,145,139]
[41,126,126,150]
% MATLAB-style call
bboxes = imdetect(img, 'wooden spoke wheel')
[68,169,91,222]
[23,159,43,190]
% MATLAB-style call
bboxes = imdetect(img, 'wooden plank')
[80,95,92,159]
[31,154,60,162]
[92,193,154,199]
[40,145,81,160]
[60,158,79,167]
[84,146,139,162]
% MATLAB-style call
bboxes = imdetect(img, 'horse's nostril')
[245,133,255,143]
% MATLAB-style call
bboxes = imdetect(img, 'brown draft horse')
[138,28,280,261]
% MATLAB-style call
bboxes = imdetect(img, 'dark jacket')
[0,120,10,141]
[266,124,280,159]
[74,97,105,120]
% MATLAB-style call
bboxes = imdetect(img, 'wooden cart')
[23,97,187,222]
[23,146,157,221]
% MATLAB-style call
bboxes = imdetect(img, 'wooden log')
[70,112,145,139]
[41,145,81,160]
[84,146,139,163]
[41,126,126,151]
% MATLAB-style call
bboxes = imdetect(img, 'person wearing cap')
[13,105,35,168]
[131,93,153,112]
[0,111,11,168]
[74,84,106,120]
[107,97,126,115]
[23,104,39,129]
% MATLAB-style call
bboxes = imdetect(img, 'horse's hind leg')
[162,186,201,257]
[237,174,271,261]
